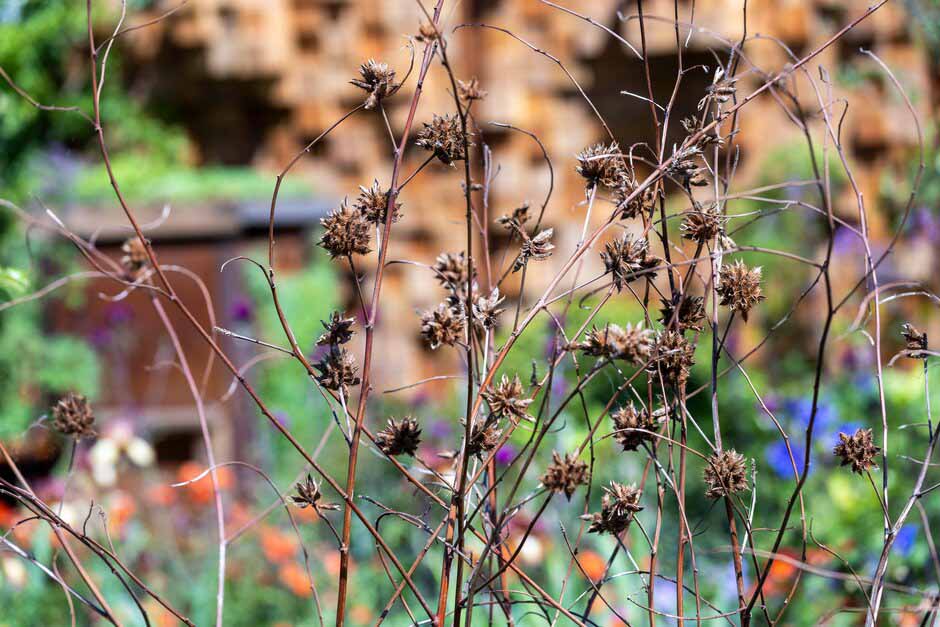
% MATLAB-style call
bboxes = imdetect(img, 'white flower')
[88,421,155,487]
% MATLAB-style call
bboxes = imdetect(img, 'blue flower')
[766,440,803,478]
[895,524,917,557]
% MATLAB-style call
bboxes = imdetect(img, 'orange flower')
[176,462,234,504]
[324,550,352,577]
[579,549,607,582]
[278,563,312,597]
[147,483,177,507]
[261,525,297,564]
[350,605,372,624]
[108,491,137,532]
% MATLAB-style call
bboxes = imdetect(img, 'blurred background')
[1,0,940,624]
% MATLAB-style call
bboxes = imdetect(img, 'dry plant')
[0,0,936,625]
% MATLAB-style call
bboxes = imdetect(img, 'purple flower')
[494,443,517,466]
[229,296,254,323]
[272,411,290,428]
[766,440,803,479]
[429,419,451,440]
[106,303,134,325]
[785,397,836,433]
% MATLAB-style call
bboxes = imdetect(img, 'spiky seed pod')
[600,233,659,291]
[541,451,590,500]
[681,202,725,243]
[576,323,653,365]
[121,237,150,278]
[318,203,371,259]
[902,323,928,358]
[496,202,532,233]
[833,428,881,474]
[585,482,643,535]
[647,331,696,387]
[291,474,339,512]
[576,142,622,189]
[433,251,474,291]
[659,293,706,333]
[416,114,468,165]
[464,418,502,459]
[317,311,356,346]
[482,374,533,423]
[611,403,664,451]
[313,348,361,391]
[613,177,656,220]
[513,228,555,272]
[375,417,422,457]
[717,260,765,322]
[51,393,96,439]
[416,21,439,42]
[350,59,398,110]
[354,181,401,225]
[420,303,465,350]
[703,449,748,499]
[457,77,487,102]
[668,145,709,188]
[473,289,505,330]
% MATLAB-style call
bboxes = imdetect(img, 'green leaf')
[0,266,29,298]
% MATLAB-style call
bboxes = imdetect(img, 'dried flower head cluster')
[433,251,474,290]
[416,114,468,165]
[902,323,928,358]
[647,331,696,387]
[354,181,401,225]
[513,228,555,272]
[575,323,652,365]
[121,236,149,279]
[317,311,356,346]
[482,374,533,423]
[704,449,748,499]
[668,144,709,188]
[576,142,622,190]
[585,482,643,535]
[292,474,339,512]
[600,233,659,291]
[496,202,532,233]
[457,77,487,102]
[613,176,656,220]
[420,303,465,350]
[659,293,706,332]
[51,392,96,439]
[464,416,502,459]
[319,202,372,259]
[611,403,665,451]
[375,416,422,457]
[541,451,590,500]
[833,428,881,474]
[717,259,765,322]
[314,347,361,391]
[473,288,504,330]
[681,202,726,244]
[350,59,398,110]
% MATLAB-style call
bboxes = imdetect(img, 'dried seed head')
[647,331,696,387]
[575,323,653,365]
[701,69,738,107]
[613,177,656,220]
[513,228,555,272]
[416,114,468,165]
[482,374,533,423]
[600,233,659,291]
[659,293,706,333]
[703,449,748,499]
[318,203,372,259]
[292,474,339,512]
[668,144,708,188]
[420,303,465,350]
[121,237,150,278]
[317,311,356,347]
[586,482,643,535]
[416,21,439,42]
[833,428,881,474]
[902,323,928,358]
[496,202,532,232]
[350,59,398,110]
[433,252,474,291]
[464,417,502,459]
[313,348,361,391]
[611,403,664,451]
[576,142,622,189]
[457,77,487,102]
[681,202,725,244]
[354,181,401,225]
[717,259,765,322]
[51,393,96,439]
[376,416,422,457]
[473,288,505,330]
[542,451,590,500]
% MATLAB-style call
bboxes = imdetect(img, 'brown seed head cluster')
[513,228,555,272]
[681,202,725,244]
[576,142,622,189]
[457,77,487,102]
[601,233,659,291]
[416,114,468,165]
[497,201,532,233]
[659,294,706,333]
[317,311,356,347]
[613,177,656,220]
[703,449,748,499]
[319,202,372,259]
[833,428,881,474]
[611,403,665,451]
[375,416,422,457]
[717,259,765,322]
[586,482,643,535]
[542,451,590,500]
[668,144,709,188]
[647,331,696,387]
[51,392,96,439]
[482,374,533,423]
[291,474,339,512]
[575,323,653,365]
[902,323,928,358]
[350,59,398,110]
[433,251,474,291]
[354,181,401,225]
[420,303,465,350]
[464,417,503,459]
[121,237,150,279]
[314,348,361,391]
[473,288,505,330]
